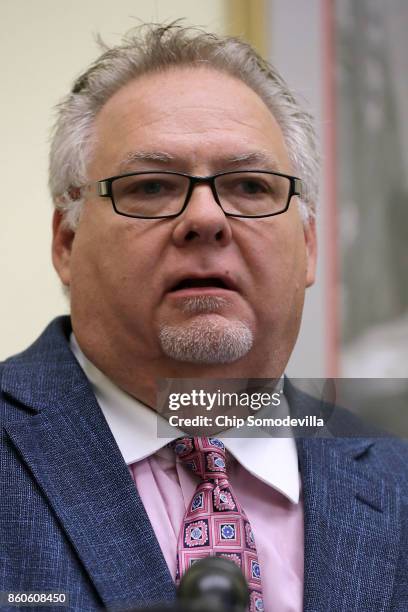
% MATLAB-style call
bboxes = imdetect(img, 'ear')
[304,216,317,287]
[52,210,75,287]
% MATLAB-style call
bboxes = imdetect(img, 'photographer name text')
[168,414,324,429]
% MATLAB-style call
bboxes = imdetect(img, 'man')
[1,24,407,612]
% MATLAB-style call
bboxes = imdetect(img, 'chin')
[158,315,253,364]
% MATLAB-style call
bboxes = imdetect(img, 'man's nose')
[171,183,233,247]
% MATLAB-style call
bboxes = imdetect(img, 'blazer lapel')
[297,436,401,612]
[2,318,175,609]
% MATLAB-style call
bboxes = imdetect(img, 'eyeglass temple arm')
[97,181,111,197]
[293,178,303,198]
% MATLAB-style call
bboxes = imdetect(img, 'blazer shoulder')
[0,316,74,425]
[287,378,408,494]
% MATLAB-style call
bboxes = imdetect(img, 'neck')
[74,336,289,410]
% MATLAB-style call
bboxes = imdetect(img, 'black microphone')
[132,557,249,612]
[177,556,249,612]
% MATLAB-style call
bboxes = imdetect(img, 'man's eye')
[239,180,266,194]
[124,179,172,197]
[140,181,163,195]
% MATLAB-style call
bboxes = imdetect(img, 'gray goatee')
[158,296,253,364]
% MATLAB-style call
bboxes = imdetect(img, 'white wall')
[0,0,227,359]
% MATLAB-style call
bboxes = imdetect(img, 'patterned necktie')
[173,436,264,612]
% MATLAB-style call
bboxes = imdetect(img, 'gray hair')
[49,22,319,229]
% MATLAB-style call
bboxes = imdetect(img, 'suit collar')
[297,437,401,611]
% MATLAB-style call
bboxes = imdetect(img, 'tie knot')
[173,436,227,480]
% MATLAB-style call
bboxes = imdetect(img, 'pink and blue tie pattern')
[173,436,264,612]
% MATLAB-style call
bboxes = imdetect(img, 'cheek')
[69,216,162,306]
[244,225,307,310]
[115,223,171,293]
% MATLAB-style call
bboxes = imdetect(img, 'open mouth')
[169,276,235,292]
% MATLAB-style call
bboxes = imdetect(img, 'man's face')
[53,67,316,384]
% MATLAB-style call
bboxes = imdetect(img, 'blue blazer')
[1,317,407,611]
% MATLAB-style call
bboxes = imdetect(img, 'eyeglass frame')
[78,169,303,219]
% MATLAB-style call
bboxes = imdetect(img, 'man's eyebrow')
[118,151,175,172]
[223,151,281,169]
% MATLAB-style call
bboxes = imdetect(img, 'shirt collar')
[70,334,300,504]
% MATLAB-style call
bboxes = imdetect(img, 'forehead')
[89,67,291,177]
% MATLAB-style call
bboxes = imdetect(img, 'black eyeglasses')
[78,170,303,219]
